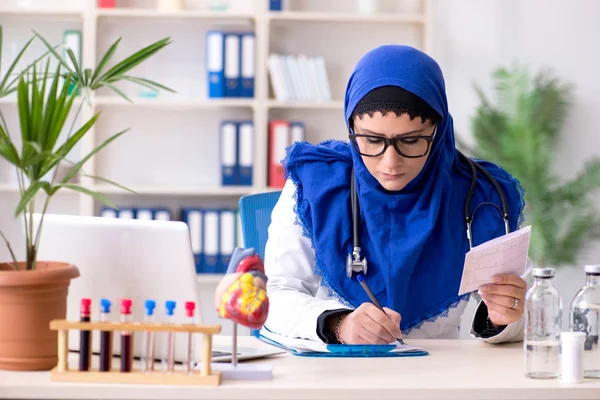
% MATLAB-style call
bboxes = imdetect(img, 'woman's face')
[352,112,436,192]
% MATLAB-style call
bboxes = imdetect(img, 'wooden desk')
[0,336,598,400]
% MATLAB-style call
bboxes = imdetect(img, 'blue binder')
[269,0,282,11]
[219,209,236,273]
[290,121,305,143]
[240,33,255,98]
[237,121,253,186]
[117,208,135,219]
[135,208,153,220]
[206,31,225,98]
[182,208,204,273]
[153,207,171,221]
[203,210,220,274]
[220,121,238,186]
[224,33,240,97]
[100,207,117,218]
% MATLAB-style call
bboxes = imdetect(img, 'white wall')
[431,0,600,335]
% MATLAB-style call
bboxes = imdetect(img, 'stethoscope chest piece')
[346,248,368,278]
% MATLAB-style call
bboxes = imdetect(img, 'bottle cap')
[165,300,176,316]
[121,298,132,314]
[561,331,586,343]
[80,298,91,314]
[584,265,600,274]
[145,300,156,316]
[100,298,111,313]
[533,267,555,278]
[185,301,195,317]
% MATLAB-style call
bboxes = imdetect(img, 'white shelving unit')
[0,0,431,287]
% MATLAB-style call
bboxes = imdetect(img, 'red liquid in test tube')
[120,299,133,373]
[79,298,91,371]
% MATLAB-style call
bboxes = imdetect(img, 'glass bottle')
[524,267,562,379]
[569,264,600,379]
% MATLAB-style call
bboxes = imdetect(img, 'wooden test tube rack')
[49,319,222,386]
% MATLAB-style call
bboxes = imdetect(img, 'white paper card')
[458,225,532,295]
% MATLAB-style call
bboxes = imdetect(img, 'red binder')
[268,120,291,188]
[98,0,116,7]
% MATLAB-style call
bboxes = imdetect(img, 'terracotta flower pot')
[0,261,79,371]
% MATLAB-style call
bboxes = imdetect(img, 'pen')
[356,273,406,346]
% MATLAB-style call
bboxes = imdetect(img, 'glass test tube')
[161,300,177,373]
[99,298,113,372]
[141,299,156,372]
[120,299,133,373]
[183,301,196,373]
[78,298,91,371]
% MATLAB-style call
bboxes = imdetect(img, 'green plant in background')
[462,65,600,268]
[0,26,174,271]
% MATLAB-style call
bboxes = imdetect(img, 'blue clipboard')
[256,330,429,358]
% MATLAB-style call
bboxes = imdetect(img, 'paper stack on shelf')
[268,53,332,102]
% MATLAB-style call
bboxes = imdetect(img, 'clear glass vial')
[524,267,562,379]
[569,264,600,379]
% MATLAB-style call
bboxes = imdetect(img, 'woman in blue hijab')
[262,45,527,344]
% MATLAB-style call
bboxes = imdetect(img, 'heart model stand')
[212,247,273,380]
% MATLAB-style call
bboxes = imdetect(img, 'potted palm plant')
[463,65,600,269]
[0,26,173,370]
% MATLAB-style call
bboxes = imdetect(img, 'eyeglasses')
[349,125,437,158]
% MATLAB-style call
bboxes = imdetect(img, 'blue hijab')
[283,45,525,333]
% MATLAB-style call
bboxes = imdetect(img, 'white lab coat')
[263,180,525,344]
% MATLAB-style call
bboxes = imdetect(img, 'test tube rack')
[48,319,222,386]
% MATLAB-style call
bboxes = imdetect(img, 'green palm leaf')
[470,64,600,268]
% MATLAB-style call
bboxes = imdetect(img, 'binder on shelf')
[238,121,254,186]
[206,31,225,98]
[118,208,135,219]
[269,0,282,11]
[136,208,153,221]
[224,33,240,97]
[219,210,236,273]
[268,120,290,188]
[240,33,255,98]
[98,0,116,7]
[100,208,117,218]
[203,210,220,274]
[220,121,238,186]
[290,121,305,144]
[153,208,171,221]
[63,30,81,95]
[183,208,204,274]
[236,210,244,248]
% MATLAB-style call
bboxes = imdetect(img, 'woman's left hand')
[478,274,527,327]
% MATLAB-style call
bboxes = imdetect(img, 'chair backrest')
[238,190,282,261]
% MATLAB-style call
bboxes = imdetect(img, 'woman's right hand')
[334,303,403,344]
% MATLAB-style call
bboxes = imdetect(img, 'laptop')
[33,213,283,364]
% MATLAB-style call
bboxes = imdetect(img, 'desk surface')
[1,336,599,400]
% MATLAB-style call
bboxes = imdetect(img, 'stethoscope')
[346,150,511,279]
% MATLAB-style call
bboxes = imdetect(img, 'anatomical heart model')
[214,247,269,329]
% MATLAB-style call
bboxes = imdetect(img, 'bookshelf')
[0,0,431,285]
